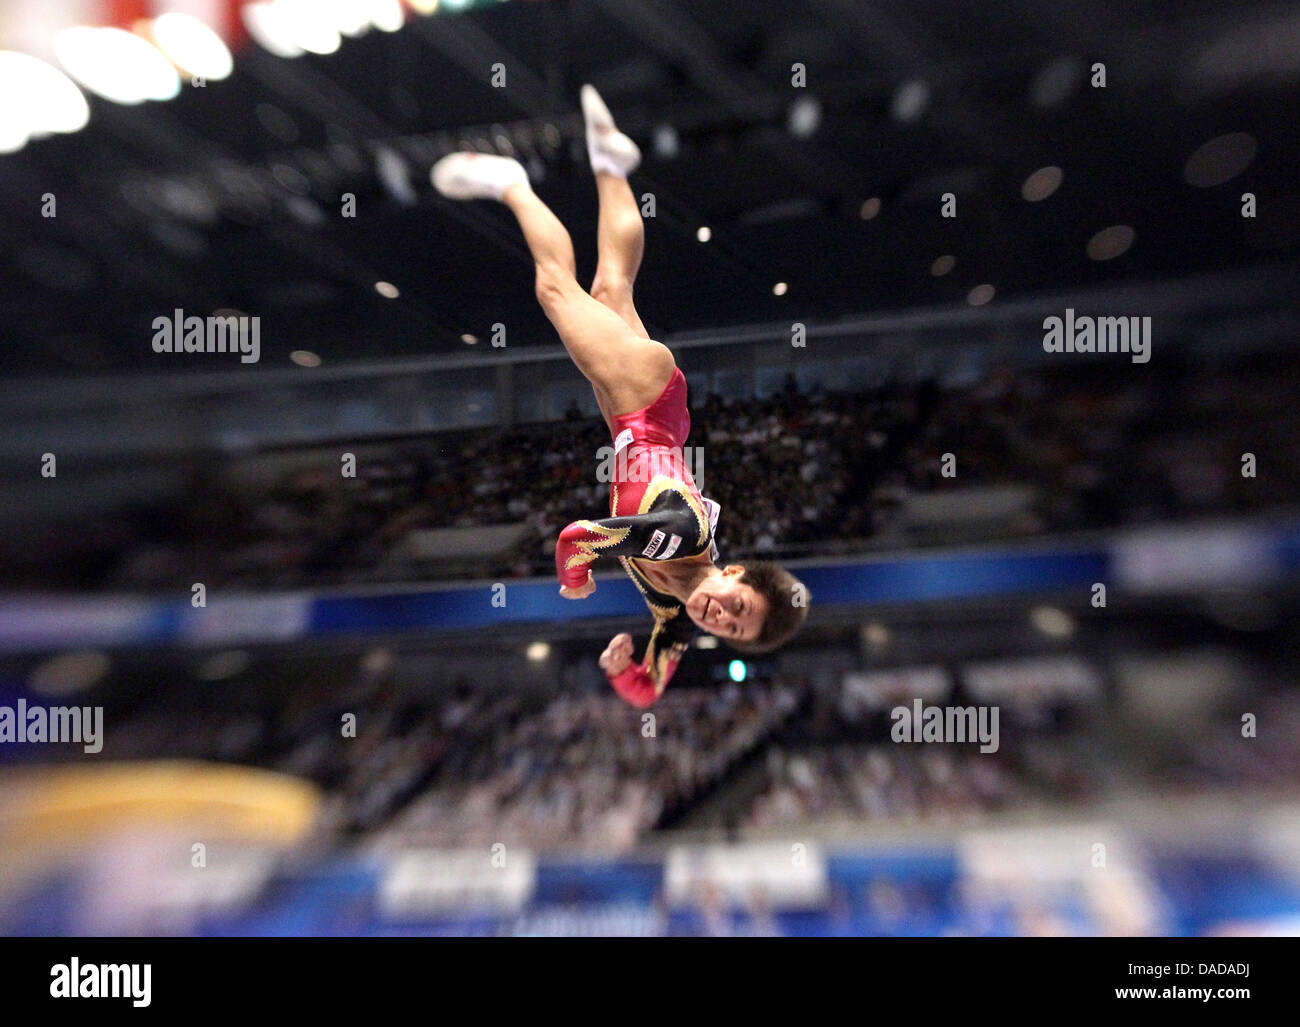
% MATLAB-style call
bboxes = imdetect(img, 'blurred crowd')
[8,353,1299,591]
[1166,693,1300,788]
[744,738,1104,829]
[34,645,1300,852]
[747,745,1022,828]
[898,357,1300,532]
[377,682,800,852]
[76,671,801,853]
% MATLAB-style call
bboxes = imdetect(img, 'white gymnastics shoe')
[581,84,641,177]
[430,152,530,201]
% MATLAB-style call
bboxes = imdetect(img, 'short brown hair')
[727,560,809,654]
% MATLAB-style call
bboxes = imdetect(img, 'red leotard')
[554,368,720,707]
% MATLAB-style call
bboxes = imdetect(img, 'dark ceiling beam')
[805,0,1040,198]
[598,0,777,119]
[597,0,872,313]
[5,51,466,359]
[8,262,1294,408]
[239,47,398,140]
[405,13,571,271]
[411,14,561,117]
[409,7,721,339]
[180,49,490,342]
[0,116,234,323]
[598,0,866,204]
[804,0,939,76]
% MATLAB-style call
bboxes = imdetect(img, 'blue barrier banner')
[11,845,1281,938]
[0,518,1295,651]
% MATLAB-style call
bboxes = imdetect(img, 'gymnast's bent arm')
[554,507,699,597]
[598,624,689,709]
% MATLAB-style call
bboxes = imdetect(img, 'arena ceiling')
[2,0,1299,377]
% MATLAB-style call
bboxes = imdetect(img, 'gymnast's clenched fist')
[558,569,596,599]
[598,632,635,676]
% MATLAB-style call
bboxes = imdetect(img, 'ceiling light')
[0,51,90,137]
[151,13,234,81]
[1020,165,1063,202]
[653,124,679,159]
[242,2,305,57]
[278,0,343,54]
[1086,225,1135,261]
[28,651,110,696]
[54,26,180,104]
[891,79,930,122]
[787,95,821,138]
[1029,56,1083,108]
[330,0,375,36]
[196,650,252,681]
[1183,132,1257,188]
[0,115,27,154]
[368,0,406,32]
[1030,606,1075,638]
[243,0,344,57]
[861,622,891,648]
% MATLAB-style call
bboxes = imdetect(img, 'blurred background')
[2,0,1300,936]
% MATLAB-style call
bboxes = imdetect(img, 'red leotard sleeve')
[555,519,617,589]
[605,614,690,708]
[555,508,700,590]
[607,663,663,709]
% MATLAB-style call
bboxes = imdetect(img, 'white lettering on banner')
[1112,525,1277,591]
[180,594,312,644]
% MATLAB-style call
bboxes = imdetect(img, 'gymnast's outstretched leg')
[431,91,673,428]
[581,85,650,341]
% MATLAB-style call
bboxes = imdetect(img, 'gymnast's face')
[685,565,767,643]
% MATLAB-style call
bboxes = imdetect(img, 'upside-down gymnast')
[432,86,808,708]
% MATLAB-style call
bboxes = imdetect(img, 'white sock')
[581,84,640,178]
[431,152,530,202]
[589,148,630,179]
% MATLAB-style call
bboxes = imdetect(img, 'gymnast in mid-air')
[432,86,808,709]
